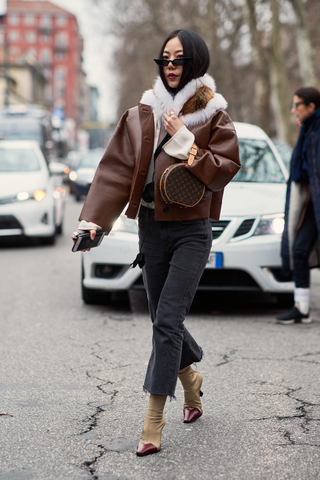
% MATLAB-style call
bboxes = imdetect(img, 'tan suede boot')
[178,366,203,423]
[136,394,166,456]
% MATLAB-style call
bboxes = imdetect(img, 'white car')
[0,140,66,244]
[81,122,294,304]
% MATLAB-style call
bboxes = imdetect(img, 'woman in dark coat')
[277,87,320,324]
[73,29,240,455]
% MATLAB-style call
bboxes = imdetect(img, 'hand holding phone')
[72,230,105,252]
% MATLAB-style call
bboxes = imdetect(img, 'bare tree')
[289,0,317,86]
[244,0,272,136]
[89,0,318,142]
[270,0,293,143]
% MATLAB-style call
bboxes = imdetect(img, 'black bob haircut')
[294,86,320,110]
[158,29,210,94]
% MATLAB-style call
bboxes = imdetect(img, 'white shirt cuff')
[78,220,102,230]
[163,125,195,160]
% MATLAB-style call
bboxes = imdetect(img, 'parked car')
[69,148,105,200]
[0,105,56,162]
[0,140,66,244]
[80,122,294,304]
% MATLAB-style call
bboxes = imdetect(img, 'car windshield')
[0,148,41,172]
[0,119,42,143]
[79,152,102,169]
[233,139,285,183]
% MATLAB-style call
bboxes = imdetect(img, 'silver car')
[0,141,66,244]
[81,122,294,304]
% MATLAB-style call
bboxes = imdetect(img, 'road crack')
[79,446,106,479]
[216,349,237,366]
[249,382,320,448]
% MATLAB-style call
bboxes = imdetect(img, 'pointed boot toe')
[184,408,202,423]
[136,442,159,456]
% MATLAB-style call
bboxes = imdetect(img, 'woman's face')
[291,95,316,122]
[162,36,184,89]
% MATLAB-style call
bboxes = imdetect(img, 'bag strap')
[154,136,197,166]
[154,133,171,161]
[187,143,198,166]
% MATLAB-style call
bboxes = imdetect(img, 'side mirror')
[49,162,67,176]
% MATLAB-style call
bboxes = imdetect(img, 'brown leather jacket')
[79,77,240,233]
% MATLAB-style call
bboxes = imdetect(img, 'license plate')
[206,252,223,268]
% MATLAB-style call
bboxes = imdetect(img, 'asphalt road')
[1,195,320,480]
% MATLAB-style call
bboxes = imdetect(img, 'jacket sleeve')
[185,109,240,192]
[78,111,136,233]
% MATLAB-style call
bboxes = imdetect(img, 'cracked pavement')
[1,197,320,480]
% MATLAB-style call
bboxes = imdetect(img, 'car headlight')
[69,171,77,181]
[16,190,46,202]
[112,215,138,234]
[34,190,46,201]
[253,214,285,236]
[17,191,30,201]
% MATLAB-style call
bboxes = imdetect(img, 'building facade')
[0,50,46,106]
[1,0,87,123]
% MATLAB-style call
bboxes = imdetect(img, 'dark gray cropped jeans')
[138,206,212,398]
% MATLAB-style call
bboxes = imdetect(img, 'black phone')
[72,230,105,252]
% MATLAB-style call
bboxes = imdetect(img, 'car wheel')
[56,222,63,235]
[276,293,294,308]
[81,261,111,304]
[128,289,148,313]
[40,233,56,245]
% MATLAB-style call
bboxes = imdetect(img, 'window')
[40,48,52,64]
[0,148,40,172]
[40,15,52,27]
[25,31,37,43]
[56,15,67,27]
[232,139,285,183]
[8,31,19,43]
[24,14,35,26]
[55,32,68,46]
[54,66,67,99]
[55,51,66,60]
[0,119,42,144]
[56,66,67,81]
[41,34,51,43]
[8,14,19,26]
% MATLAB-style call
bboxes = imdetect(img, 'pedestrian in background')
[72,29,240,455]
[277,87,320,325]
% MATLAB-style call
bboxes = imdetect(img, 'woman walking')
[277,87,320,325]
[73,29,240,456]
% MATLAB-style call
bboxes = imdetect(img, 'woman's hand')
[163,109,185,136]
[71,229,96,252]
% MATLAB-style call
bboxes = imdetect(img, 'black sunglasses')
[292,101,306,109]
[154,57,191,67]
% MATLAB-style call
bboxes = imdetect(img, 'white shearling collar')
[140,74,228,128]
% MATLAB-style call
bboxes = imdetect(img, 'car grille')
[131,269,260,292]
[0,215,23,230]
[233,218,255,237]
[198,269,261,291]
[0,196,18,205]
[210,220,230,240]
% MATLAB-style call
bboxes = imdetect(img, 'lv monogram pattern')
[158,164,205,208]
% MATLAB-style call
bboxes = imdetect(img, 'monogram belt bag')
[158,144,205,208]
